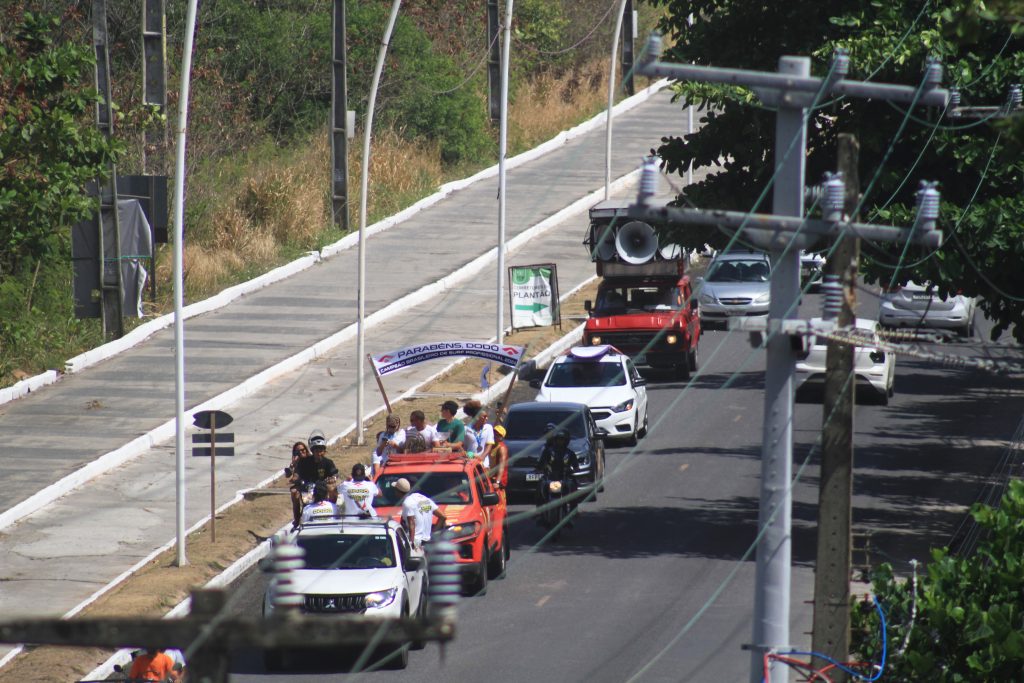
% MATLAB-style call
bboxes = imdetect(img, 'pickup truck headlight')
[754,292,771,303]
[665,334,678,344]
[699,292,716,305]
[447,521,481,541]
[590,335,602,345]
[612,399,635,413]
[365,587,398,609]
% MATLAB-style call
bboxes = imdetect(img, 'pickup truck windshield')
[595,285,681,313]
[297,533,395,570]
[375,472,473,507]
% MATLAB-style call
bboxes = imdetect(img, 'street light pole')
[356,0,401,446]
[604,0,629,199]
[496,0,513,345]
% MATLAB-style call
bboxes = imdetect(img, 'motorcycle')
[535,474,573,539]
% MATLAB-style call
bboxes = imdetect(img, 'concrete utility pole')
[486,0,501,123]
[331,0,350,232]
[621,0,636,96]
[811,134,860,683]
[634,35,947,683]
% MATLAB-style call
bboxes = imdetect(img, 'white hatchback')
[532,345,649,445]
[795,318,895,405]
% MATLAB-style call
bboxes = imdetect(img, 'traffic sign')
[193,410,233,430]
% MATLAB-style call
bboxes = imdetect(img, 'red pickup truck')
[373,452,508,596]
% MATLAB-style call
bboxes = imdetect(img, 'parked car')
[373,452,507,596]
[800,250,826,291]
[532,345,648,444]
[262,517,426,669]
[878,281,977,337]
[502,401,605,501]
[696,250,772,329]
[795,317,895,405]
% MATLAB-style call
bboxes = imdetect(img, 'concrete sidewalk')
[0,87,705,664]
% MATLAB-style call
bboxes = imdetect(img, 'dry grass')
[143,61,620,316]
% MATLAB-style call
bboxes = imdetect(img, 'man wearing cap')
[395,478,446,549]
[372,413,406,475]
[435,400,466,452]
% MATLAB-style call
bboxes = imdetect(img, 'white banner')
[510,264,556,328]
[371,341,526,376]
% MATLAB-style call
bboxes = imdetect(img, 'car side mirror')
[529,378,541,389]
[405,555,424,571]
[584,299,592,312]
[634,377,646,387]
[481,492,500,506]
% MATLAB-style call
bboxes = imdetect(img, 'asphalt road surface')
[223,288,1022,682]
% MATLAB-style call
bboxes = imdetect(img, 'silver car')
[878,281,977,337]
[697,251,772,329]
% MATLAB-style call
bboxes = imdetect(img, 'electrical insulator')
[645,32,662,62]
[830,49,850,80]
[426,535,460,620]
[821,275,842,321]
[914,181,940,233]
[638,156,660,202]
[947,88,961,117]
[268,540,306,614]
[923,57,942,90]
[821,172,845,223]
[1008,84,1022,111]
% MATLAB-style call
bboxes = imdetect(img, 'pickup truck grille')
[304,593,367,614]
[597,332,656,346]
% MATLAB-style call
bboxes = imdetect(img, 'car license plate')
[525,472,542,482]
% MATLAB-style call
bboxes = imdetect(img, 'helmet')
[308,429,327,450]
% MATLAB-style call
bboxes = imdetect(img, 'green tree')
[0,10,122,278]
[0,10,121,377]
[851,479,1024,681]
[649,0,1024,341]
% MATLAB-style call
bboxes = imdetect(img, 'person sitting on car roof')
[300,481,339,523]
[340,463,381,519]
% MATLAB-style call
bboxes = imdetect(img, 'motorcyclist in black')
[535,426,581,517]
[288,431,339,529]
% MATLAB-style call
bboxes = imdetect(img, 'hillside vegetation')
[0,0,660,387]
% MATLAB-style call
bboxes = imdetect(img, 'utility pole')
[621,0,635,96]
[486,0,501,123]
[811,134,860,682]
[331,0,350,232]
[633,34,947,683]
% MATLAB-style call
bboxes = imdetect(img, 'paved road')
[0,86,709,665]
[225,291,1024,682]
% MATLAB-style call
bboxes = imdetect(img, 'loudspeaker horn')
[593,226,617,260]
[615,221,658,264]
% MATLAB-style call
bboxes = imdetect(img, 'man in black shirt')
[288,431,339,528]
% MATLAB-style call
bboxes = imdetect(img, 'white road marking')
[536,595,551,607]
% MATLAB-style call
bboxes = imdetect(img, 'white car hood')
[537,384,633,408]
[290,567,401,595]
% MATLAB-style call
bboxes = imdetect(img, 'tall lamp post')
[495,0,514,344]
[356,0,402,445]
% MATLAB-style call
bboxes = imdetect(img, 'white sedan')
[532,345,649,445]
[795,318,895,405]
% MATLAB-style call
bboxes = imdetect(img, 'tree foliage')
[0,10,122,279]
[852,479,1024,681]
[650,0,1024,341]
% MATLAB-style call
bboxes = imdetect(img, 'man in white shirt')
[468,407,495,467]
[339,463,381,518]
[300,482,339,523]
[372,413,406,475]
[408,410,440,447]
[395,478,446,549]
